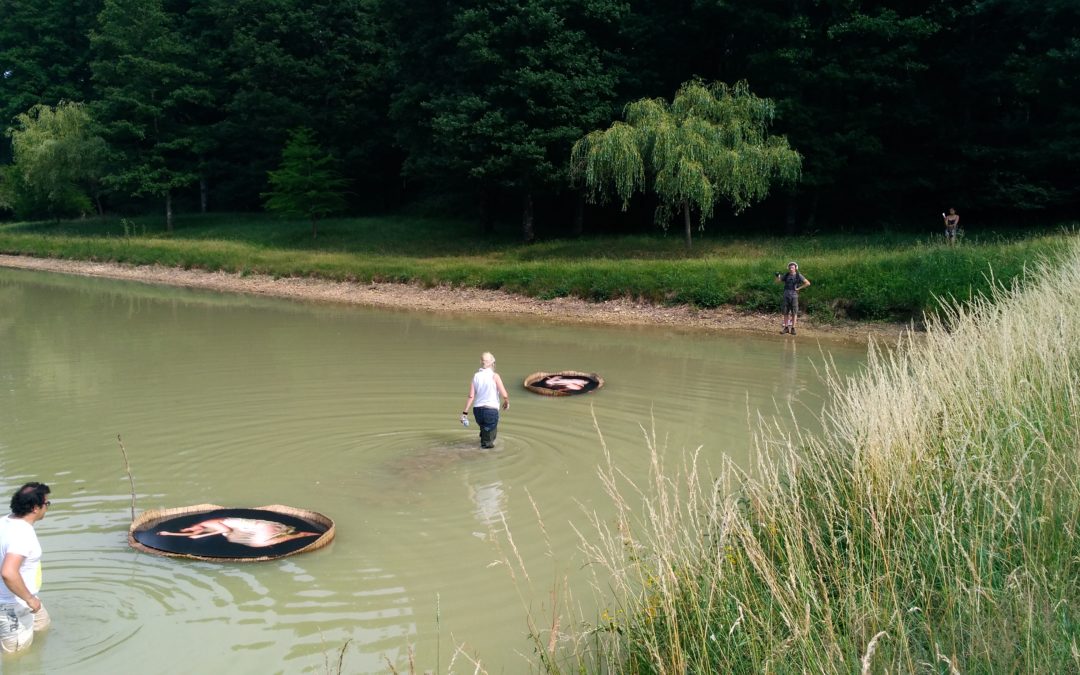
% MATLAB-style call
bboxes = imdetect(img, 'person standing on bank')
[462,352,510,449]
[775,262,810,335]
[1,482,52,653]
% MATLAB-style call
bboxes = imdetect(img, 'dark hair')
[10,482,50,517]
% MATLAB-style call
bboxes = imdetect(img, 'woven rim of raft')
[523,370,604,397]
[127,503,335,562]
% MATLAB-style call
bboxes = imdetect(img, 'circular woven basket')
[523,370,604,397]
[128,503,335,562]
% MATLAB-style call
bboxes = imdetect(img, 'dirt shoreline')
[0,253,908,342]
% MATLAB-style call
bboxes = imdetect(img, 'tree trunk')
[785,197,798,236]
[682,199,692,249]
[311,216,318,239]
[479,188,494,235]
[200,177,208,213]
[571,195,584,238]
[521,192,535,243]
[805,192,819,231]
[165,190,173,233]
[95,195,104,217]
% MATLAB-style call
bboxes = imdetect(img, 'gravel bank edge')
[0,254,908,343]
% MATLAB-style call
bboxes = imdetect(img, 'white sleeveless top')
[472,368,500,409]
[0,516,42,606]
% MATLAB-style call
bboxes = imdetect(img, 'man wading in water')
[775,262,810,335]
[1,482,52,653]
[462,352,510,449]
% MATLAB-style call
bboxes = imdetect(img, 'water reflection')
[0,266,867,672]
[468,481,507,531]
[777,338,804,404]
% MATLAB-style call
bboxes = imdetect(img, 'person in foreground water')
[462,351,510,448]
[1,482,52,654]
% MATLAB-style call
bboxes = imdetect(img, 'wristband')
[462,411,468,415]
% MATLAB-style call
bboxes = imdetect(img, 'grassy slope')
[544,240,1080,672]
[0,212,1073,321]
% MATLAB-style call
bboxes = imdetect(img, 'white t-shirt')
[472,368,501,409]
[0,516,42,606]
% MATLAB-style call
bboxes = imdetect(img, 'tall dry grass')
[534,242,1080,672]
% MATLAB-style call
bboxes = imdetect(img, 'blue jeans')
[473,406,500,447]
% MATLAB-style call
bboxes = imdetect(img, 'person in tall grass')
[943,207,960,244]
[462,352,510,448]
[775,261,810,334]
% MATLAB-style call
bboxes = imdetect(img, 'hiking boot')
[781,326,789,334]
[790,327,797,335]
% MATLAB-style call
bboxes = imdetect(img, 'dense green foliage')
[1,101,108,218]
[0,0,99,165]
[0,213,1070,321]
[90,0,211,232]
[262,127,348,238]
[386,0,625,241]
[542,240,1080,672]
[573,80,802,247]
[1,0,1076,233]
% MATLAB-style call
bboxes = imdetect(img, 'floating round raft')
[128,503,334,562]
[523,371,604,396]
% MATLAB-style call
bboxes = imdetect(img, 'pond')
[0,267,867,673]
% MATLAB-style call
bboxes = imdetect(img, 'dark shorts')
[782,291,799,314]
[473,406,499,432]
[945,227,957,238]
[473,406,500,447]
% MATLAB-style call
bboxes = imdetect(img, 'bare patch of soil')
[0,254,910,343]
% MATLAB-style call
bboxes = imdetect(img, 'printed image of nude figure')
[541,376,590,391]
[158,518,319,548]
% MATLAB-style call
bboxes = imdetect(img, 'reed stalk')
[116,433,136,522]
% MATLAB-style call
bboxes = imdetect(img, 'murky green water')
[0,267,866,673]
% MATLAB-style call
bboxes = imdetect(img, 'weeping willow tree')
[3,101,109,219]
[572,80,802,248]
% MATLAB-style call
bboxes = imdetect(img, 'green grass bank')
[538,240,1080,671]
[0,213,1073,322]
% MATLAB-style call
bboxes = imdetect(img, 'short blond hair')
[481,352,496,367]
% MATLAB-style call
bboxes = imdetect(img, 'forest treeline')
[1,0,1076,238]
